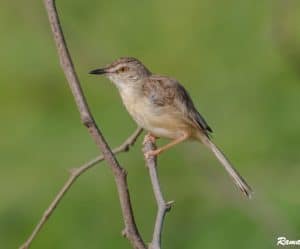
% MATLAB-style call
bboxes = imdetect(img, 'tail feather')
[199,135,253,198]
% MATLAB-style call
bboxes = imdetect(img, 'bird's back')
[141,75,212,138]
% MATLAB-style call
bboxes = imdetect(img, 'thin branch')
[42,1,146,249]
[19,127,143,249]
[143,136,173,249]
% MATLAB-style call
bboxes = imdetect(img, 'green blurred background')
[1,0,300,248]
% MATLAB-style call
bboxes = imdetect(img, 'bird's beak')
[89,68,107,75]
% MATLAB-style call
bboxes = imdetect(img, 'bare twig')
[42,1,146,249]
[19,127,143,249]
[143,136,173,249]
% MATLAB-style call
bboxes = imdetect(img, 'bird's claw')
[143,133,156,145]
[144,149,160,159]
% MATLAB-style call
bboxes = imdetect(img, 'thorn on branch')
[166,201,175,212]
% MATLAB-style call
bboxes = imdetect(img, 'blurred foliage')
[1,0,300,248]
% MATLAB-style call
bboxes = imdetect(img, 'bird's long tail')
[198,134,253,198]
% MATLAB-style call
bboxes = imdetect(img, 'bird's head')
[89,57,151,89]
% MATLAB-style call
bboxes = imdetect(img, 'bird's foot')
[143,133,157,145]
[144,149,161,159]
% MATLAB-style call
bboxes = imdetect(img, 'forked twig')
[19,127,143,249]
[41,1,147,248]
[143,136,173,249]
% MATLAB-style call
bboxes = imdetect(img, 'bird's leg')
[144,133,190,158]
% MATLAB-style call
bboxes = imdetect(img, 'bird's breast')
[120,89,150,127]
[119,89,193,139]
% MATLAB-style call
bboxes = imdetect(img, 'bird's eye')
[118,67,129,73]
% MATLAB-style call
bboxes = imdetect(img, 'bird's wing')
[143,75,212,135]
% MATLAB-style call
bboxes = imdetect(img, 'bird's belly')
[123,96,189,139]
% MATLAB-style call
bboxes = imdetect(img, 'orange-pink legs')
[143,132,190,158]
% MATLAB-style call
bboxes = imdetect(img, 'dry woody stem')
[19,128,142,249]
[39,1,146,248]
[143,137,173,249]
[20,0,172,248]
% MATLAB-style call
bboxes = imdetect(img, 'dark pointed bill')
[89,68,107,75]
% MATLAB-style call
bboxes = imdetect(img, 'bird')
[89,57,252,198]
